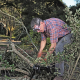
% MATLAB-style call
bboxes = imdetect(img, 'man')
[31,17,72,76]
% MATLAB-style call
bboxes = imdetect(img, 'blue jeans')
[54,33,73,76]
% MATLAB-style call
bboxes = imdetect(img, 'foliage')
[0,51,15,77]
[21,30,51,51]
[0,0,69,42]
[0,0,66,33]
[21,30,40,48]
[0,45,32,77]
[63,7,80,80]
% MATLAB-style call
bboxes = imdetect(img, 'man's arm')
[48,42,56,54]
[45,43,56,59]
[37,39,46,57]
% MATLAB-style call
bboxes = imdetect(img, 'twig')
[0,67,29,75]
[69,54,80,80]
[0,76,30,80]
[15,42,34,60]
[21,22,38,51]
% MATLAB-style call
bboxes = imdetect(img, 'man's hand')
[37,52,47,62]
[37,52,43,58]
[37,52,47,58]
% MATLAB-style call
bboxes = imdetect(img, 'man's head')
[31,18,45,32]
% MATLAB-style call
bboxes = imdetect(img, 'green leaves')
[0,54,15,72]
[63,6,80,80]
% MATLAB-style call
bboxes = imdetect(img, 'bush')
[21,30,51,50]
[62,7,80,80]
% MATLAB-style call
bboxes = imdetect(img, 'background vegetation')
[0,0,80,80]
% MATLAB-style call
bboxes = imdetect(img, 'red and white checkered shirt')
[41,18,70,43]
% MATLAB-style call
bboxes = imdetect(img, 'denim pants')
[54,33,73,76]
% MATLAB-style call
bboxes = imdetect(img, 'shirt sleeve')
[41,32,46,41]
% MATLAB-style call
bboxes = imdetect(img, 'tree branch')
[0,67,29,75]
[10,43,34,67]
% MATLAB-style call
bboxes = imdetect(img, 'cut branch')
[7,50,13,52]
[10,43,34,67]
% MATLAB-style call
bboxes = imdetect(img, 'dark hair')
[31,18,42,28]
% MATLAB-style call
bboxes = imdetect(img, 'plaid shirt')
[41,18,70,43]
